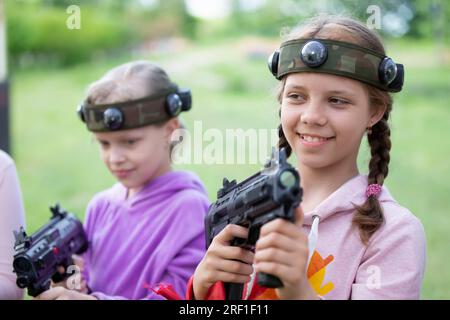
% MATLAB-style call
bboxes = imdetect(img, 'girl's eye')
[126,139,139,146]
[99,141,109,147]
[286,93,306,101]
[329,97,349,105]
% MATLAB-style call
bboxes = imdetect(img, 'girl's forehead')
[93,127,147,140]
[285,72,365,94]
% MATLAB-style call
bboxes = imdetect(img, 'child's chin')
[119,179,138,188]
[297,155,332,169]
[121,177,152,189]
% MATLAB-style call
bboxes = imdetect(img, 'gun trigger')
[230,237,247,247]
[248,226,261,245]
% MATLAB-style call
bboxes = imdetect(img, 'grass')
[9,37,450,299]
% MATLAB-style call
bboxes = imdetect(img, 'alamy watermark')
[366,265,382,290]
[66,5,81,30]
[170,121,279,166]
[65,265,82,290]
[366,5,382,30]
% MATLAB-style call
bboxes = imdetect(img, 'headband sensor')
[268,39,404,92]
[77,85,192,132]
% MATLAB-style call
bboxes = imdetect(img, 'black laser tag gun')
[12,203,88,297]
[205,148,302,299]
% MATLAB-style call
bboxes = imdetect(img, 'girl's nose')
[108,147,126,164]
[299,99,327,127]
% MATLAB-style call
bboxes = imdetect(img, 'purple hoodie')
[82,170,210,300]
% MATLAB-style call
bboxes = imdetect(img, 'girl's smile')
[297,133,335,147]
[111,168,135,179]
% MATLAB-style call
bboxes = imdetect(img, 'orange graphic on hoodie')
[307,250,334,296]
[254,250,334,299]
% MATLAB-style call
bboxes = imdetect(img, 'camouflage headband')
[77,84,192,132]
[268,38,404,92]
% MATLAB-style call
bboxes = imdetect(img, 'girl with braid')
[186,15,426,300]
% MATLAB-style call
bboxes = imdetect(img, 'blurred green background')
[3,0,450,299]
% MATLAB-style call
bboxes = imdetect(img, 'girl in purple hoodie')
[189,15,426,300]
[36,61,210,300]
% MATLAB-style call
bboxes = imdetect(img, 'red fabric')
[185,276,196,300]
[185,274,278,300]
[149,283,183,300]
[186,275,227,300]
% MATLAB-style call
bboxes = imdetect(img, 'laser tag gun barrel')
[12,203,88,297]
[205,148,302,297]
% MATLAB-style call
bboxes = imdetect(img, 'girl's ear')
[164,118,181,140]
[369,103,387,127]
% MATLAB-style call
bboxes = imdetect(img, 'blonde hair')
[277,15,393,245]
[85,60,174,105]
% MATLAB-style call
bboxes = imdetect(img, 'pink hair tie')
[366,184,382,198]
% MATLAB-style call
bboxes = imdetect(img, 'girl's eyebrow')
[95,135,114,143]
[120,134,142,139]
[326,90,354,96]
[118,135,144,143]
[285,84,307,91]
[285,85,354,97]
[96,138,109,144]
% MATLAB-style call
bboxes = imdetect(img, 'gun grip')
[51,256,74,284]
[51,270,66,283]
[257,272,283,288]
[28,279,51,297]
[230,237,247,247]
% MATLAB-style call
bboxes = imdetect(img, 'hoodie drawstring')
[308,215,321,266]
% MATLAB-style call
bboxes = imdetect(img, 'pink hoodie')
[183,174,426,300]
[0,150,25,300]
[300,174,426,299]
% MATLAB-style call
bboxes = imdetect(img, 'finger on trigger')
[216,224,249,244]
[294,205,304,228]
